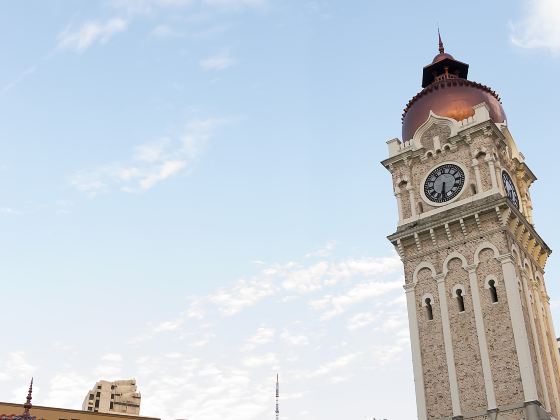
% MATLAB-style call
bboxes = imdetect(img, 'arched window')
[488,279,498,303]
[425,298,434,320]
[456,289,465,312]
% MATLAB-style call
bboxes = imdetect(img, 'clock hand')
[442,182,446,196]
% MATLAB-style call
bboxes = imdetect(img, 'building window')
[110,402,114,410]
[89,394,94,400]
[96,392,100,398]
[425,298,434,320]
[489,279,498,303]
[95,400,100,408]
[456,289,465,312]
[88,408,92,412]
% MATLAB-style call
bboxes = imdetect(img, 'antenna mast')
[275,374,279,420]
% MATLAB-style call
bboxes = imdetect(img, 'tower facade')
[382,39,560,420]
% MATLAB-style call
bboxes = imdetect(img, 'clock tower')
[382,36,560,420]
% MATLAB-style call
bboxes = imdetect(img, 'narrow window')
[418,202,424,214]
[470,184,477,195]
[425,298,434,320]
[456,289,465,312]
[489,279,498,303]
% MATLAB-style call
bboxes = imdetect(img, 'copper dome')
[401,37,506,141]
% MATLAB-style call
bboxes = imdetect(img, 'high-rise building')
[82,380,141,416]
[382,34,560,419]
[1,380,157,420]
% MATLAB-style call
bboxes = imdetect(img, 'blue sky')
[0,1,559,419]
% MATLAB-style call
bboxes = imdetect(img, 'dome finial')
[438,27,445,54]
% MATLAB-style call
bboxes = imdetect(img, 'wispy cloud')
[70,117,231,196]
[1,66,36,94]
[17,249,409,419]
[58,18,128,53]
[305,240,337,259]
[199,51,236,71]
[111,0,265,15]
[510,0,560,54]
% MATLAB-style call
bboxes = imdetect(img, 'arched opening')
[470,184,477,195]
[489,279,498,303]
[425,298,434,320]
[456,289,465,312]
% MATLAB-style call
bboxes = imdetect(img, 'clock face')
[424,164,466,203]
[502,171,520,208]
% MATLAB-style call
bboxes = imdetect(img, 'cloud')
[24,249,410,419]
[242,353,278,368]
[280,330,309,347]
[0,352,35,382]
[70,117,230,196]
[310,279,403,320]
[58,18,128,53]
[242,327,276,351]
[199,52,236,71]
[202,0,266,9]
[43,373,93,408]
[111,0,264,15]
[510,0,560,53]
[209,278,277,316]
[305,240,337,259]
[1,66,36,94]
[347,312,379,331]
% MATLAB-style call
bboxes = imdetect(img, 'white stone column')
[486,156,499,192]
[395,191,403,221]
[533,282,560,411]
[472,159,483,193]
[436,273,462,417]
[404,283,427,420]
[467,265,497,410]
[499,254,539,402]
[521,273,550,411]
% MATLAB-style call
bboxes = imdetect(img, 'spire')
[438,28,445,54]
[23,378,33,416]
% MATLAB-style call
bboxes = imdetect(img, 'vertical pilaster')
[395,191,403,221]
[472,159,482,193]
[533,281,560,412]
[407,185,417,218]
[404,283,427,420]
[521,272,550,411]
[499,254,539,402]
[486,156,498,191]
[436,273,462,417]
[466,265,497,410]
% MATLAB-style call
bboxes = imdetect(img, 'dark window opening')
[456,289,465,312]
[470,184,477,195]
[96,392,100,398]
[488,279,498,303]
[95,400,100,409]
[110,402,114,410]
[425,298,434,320]
[89,394,94,400]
